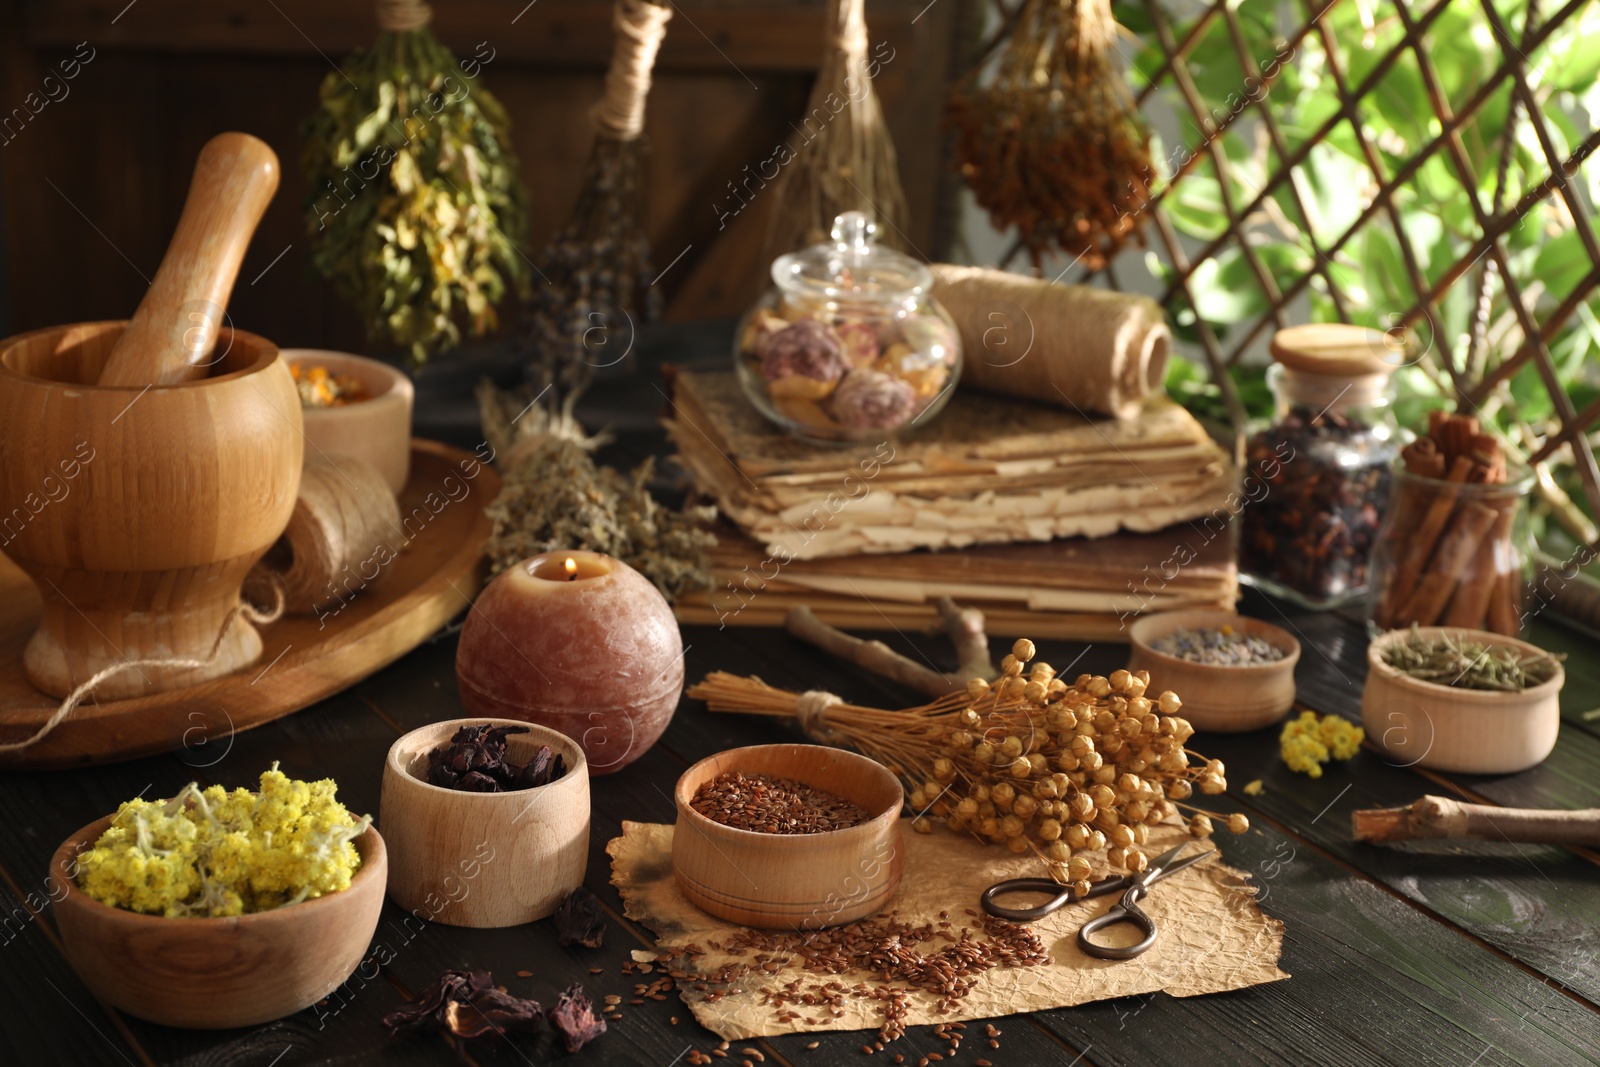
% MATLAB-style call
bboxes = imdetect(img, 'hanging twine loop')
[0,585,286,755]
[794,690,847,744]
[377,0,432,33]
[592,0,673,140]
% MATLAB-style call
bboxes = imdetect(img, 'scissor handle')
[1076,886,1159,961]
[980,878,1077,922]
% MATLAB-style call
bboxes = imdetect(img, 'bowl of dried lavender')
[1363,627,1564,774]
[671,743,904,930]
[381,718,589,928]
[1128,610,1302,732]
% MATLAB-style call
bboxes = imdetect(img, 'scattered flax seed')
[515,969,532,978]
[807,1042,820,1050]
[672,1017,680,1025]
[590,967,604,974]
[743,1050,763,1062]
[976,1060,994,1066]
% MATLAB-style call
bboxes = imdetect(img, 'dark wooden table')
[4,326,1600,1066]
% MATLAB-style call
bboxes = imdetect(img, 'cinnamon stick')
[1442,502,1516,630]
[1353,795,1600,846]
[1382,455,1475,619]
[1398,500,1499,625]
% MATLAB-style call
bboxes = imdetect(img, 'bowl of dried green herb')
[1363,627,1565,774]
[1127,610,1301,733]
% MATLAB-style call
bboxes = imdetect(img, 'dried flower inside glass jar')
[735,212,962,442]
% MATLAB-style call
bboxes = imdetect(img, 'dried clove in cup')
[548,982,607,1052]
[554,886,607,949]
[382,968,544,1043]
[426,724,569,792]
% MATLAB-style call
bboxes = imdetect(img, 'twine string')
[592,0,673,140]
[794,689,847,744]
[377,0,432,32]
[0,581,285,754]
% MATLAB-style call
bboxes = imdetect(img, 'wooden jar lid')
[1270,323,1406,378]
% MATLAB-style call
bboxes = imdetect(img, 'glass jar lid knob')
[832,211,875,262]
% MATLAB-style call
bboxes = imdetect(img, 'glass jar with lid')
[1238,323,1408,608]
[734,211,962,442]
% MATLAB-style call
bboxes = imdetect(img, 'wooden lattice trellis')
[982,0,1600,542]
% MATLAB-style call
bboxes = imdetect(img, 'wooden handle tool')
[96,132,280,387]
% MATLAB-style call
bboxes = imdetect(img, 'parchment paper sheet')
[609,820,1288,1041]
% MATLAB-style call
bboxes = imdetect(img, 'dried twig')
[783,598,995,697]
[1352,794,1600,846]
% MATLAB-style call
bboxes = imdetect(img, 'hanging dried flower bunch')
[946,0,1153,271]
[302,0,528,363]
[691,639,1246,891]
[762,0,909,259]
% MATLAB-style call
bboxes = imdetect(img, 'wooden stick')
[783,600,995,698]
[1353,795,1600,846]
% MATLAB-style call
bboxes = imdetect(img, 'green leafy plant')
[1116,0,1600,546]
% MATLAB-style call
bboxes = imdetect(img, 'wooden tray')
[0,440,498,769]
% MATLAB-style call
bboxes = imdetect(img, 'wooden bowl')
[50,816,385,1029]
[1362,627,1564,774]
[672,744,904,930]
[282,349,413,494]
[1127,610,1301,732]
[380,718,590,928]
[0,321,302,698]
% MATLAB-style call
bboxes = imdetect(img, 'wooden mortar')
[0,321,303,698]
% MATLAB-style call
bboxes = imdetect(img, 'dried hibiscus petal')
[554,887,606,948]
[426,723,569,792]
[548,982,606,1052]
[382,968,543,1043]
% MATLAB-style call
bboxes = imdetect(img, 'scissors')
[979,842,1216,961]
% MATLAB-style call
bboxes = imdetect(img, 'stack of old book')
[666,369,1238,638]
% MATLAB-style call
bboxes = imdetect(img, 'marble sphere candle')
[456,550,684,775]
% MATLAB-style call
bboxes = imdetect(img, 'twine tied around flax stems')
[376,0,431,32]
[592,0,673,140]
[794,690,847,744]
[0,585,285,754]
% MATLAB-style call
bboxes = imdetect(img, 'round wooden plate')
[0,440,498,769]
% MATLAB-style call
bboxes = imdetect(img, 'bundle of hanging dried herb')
[302,0,528,363]
[946,0,1152,271]
[482,432,715,604]
[518,0,670,406]
[1381,627,1562,692]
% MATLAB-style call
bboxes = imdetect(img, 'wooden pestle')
[96,132,280,387]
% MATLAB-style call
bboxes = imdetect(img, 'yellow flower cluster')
[1280,711,1363,778]
[76,764,370,917]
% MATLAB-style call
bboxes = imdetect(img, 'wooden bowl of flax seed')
[672,744,904,929]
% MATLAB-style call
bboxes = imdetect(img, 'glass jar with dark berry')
[1238,324,1407,609]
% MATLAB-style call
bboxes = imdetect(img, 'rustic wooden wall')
[0,0,969,356]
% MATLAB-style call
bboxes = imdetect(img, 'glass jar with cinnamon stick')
[1368,411,1532,636]
[1239,324,1407,609]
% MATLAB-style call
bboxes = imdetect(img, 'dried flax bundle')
[946,0,1152,271]
[690,639,1246,890]
[518,0,671,403]
[763,0,909,259]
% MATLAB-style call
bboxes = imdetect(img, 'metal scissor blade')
[1144,845,1216,887]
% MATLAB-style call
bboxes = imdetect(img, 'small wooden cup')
[1362,627,1563,774]
[672,744,904,930]
[282,349,414,494]
[51,817,385,1029]
[1127,610,1301,732]
[381,718,590,928]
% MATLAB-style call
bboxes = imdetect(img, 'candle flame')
[564,557,578,581]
